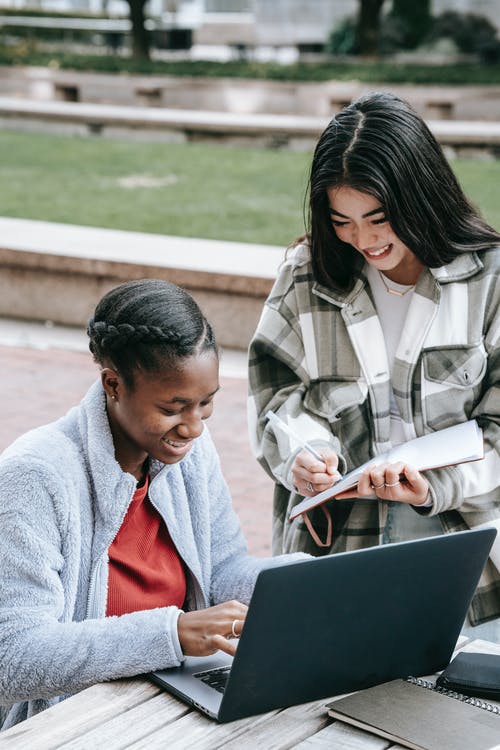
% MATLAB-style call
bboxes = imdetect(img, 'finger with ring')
[231,619,239,638]
[370,482,385,490]
[385,480,400,487]
[306,481,314,493]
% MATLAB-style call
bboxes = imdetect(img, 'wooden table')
[2,639,500,749]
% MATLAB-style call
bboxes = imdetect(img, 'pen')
[265,410,325,463]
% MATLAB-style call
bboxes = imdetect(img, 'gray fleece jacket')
[0,380,305,730]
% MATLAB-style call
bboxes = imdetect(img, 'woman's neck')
[106,405,149,482]
[382,256,424,286]
[120,456,149,484]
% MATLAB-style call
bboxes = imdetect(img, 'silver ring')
[231,619,239,638]
[371,482,385,490]
[385,480,400,487]
[306,481,314,493]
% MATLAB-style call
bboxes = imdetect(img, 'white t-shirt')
[366,264,435,513]
[365,263,414,447]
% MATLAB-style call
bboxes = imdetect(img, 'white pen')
[265,410,325,463]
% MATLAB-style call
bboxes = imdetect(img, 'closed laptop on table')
[150,528,496,722]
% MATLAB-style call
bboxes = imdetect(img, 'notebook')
[327,675,500,750]
[150,528,496,723]
[290,420,484,520]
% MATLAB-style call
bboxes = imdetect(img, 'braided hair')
[87,279,217,388]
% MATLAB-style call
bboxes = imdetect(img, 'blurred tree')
[426,11,500,64]
[125,0,151,59]
[328,16,359,55]
[390,0,431,49]
[356,0,385,55]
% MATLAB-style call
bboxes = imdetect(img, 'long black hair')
[87,278,217,388]
[307,91,500,290]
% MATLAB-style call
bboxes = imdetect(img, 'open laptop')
[150,528,496,723]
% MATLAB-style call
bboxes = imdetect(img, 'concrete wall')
[3,66,500,122]
[0,218,284,350]
[253,0,355,45]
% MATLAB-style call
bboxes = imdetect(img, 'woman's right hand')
[291,447,341,496]
[177,601,248,658]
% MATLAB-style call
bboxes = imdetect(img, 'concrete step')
[1,97,500,153]
[0,216,284,350]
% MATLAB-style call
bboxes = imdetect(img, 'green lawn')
[2,129,499,245]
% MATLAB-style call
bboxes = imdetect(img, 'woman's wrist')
[173,608,185,662]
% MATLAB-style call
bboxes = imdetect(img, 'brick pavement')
[0,344,274,556]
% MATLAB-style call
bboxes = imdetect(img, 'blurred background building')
[1,1,499,48]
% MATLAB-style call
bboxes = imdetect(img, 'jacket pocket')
[421,343,487,431]
[304,377,368,421]
[423,343,487,389]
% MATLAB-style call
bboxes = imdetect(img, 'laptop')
[150,528,496,723]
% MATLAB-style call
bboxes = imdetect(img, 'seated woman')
[0,278,306,730]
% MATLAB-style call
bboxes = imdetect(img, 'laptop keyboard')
[194,666,231,694]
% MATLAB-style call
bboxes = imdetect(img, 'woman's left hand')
[178,601,248,659]
[336,461,430,506]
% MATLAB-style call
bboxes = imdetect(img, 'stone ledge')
[3,67,500,122]
[0,96,325,146]
[0,217,284,350]
[2,97,500,152]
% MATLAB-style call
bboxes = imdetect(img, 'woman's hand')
[292,447,342,497]
[177,601,248,658]
[336,461,430,506]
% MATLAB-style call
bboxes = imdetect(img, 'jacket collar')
[78,380,136,536]
[311,251,483,307]
[77,380,183,554]
[429,251,483,282]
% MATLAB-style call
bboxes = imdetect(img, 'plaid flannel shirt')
[248,243,500,625]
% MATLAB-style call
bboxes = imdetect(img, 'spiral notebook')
[327,676,500,750]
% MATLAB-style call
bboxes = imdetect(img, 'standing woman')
[248,92,500,636]
[0,279,306,730]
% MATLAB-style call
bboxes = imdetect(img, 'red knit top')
[106,474,187,617]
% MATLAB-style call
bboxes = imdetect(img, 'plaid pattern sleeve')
[248,243,500,625]
[248,248,348,491]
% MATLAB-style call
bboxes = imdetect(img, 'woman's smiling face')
[327,186,423,284]
[103,350,219,476]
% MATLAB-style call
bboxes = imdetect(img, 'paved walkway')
[0,319,274,556]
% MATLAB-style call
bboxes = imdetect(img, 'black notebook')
[327,676,500,750]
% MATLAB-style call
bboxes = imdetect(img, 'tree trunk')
[357,0,386,56]
[127,0,150,60]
